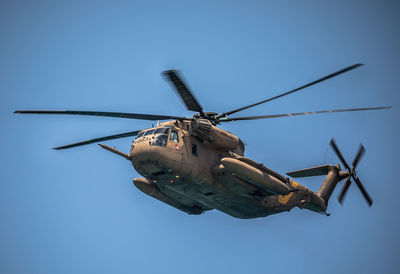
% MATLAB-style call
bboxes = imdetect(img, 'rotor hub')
[348,168,356,177]
[193,112,220,125]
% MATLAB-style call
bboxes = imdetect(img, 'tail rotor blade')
[352,144,366,169]
[330,138,351,170]
[338,177,352,205]
[352,176,373,207]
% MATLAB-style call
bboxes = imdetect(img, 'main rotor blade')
[53,130,140,150]
[352,144,366,169]
[219,106,391,122]
[352,176,373,207]
[338,176,352,205]
[162,70,203,113]
[330,138,351,171]
[14,110,186,121]
[219,63,364,117]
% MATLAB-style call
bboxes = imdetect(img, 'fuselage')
[130,120,326,219]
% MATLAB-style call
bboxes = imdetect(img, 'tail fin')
[287,138,374,212]
[287,164,348,208]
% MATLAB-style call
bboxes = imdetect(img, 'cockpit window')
[152,127,170,147]
[170,130,179,142]
[136,127,173,143]
[155,127,169,135]
[152,134,168,147]
[136,131,145,138]
[144,129,155,136]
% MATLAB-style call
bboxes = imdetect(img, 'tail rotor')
[330,139,373,207]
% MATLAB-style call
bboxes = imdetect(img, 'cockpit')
[134,126,178,147]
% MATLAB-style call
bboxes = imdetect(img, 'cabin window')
[170,130,179,142]
[192,144,198,156]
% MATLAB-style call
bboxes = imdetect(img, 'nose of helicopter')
[130,139,173,176]
[130,139,153,163]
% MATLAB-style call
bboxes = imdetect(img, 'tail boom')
[287,164,348,212]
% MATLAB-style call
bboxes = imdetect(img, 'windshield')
[136,131,145,138]
[144,129,155,136]
[152,127,170,147]
[135,129,154,139]
[135,126,172,145]
[155,127,169,134]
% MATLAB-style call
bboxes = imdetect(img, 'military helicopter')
[15,64,390,219]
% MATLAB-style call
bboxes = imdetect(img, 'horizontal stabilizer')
[287,165,331,178]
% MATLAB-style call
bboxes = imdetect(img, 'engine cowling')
[190,119,239,151]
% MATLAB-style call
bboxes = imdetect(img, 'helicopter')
[15,64,391,219]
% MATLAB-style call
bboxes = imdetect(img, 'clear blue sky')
[1,1,399,273]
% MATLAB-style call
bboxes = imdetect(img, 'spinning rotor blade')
[330,138,351,170]
[162,70,203,113]
[330,140,372,207]
[53,130,140,150]
[219,106,391,123]
[352,144,366,169]
[14,110,186,121]
[352,176,373,207]
[219,63,364,117]
[338,176,352,205]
